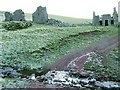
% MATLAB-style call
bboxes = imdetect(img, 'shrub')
[2,21,32,30]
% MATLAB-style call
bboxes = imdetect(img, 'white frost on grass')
[67,52,104,70]
[84,52,104,68]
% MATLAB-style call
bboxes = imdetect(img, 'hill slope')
[0,11,91,24]
[49,14,92,24]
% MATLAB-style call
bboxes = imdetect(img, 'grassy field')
[0,11,118,69]
[1,24,119,88]
[103,46,120,78]
[0,11,119,88]
[1,23,118,68]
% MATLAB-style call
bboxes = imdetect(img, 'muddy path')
[27,35,120,89]
[50,35,119,71]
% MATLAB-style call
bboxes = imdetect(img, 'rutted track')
[50,35,119,71]
[28,35,119,89]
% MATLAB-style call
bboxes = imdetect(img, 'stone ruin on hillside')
[92,7,118,26]
[13,9,25,21]
[32,6,48,24]
[3,6,74,27]
[4,9,25,21]
[5,12,13,21]
[32,6,75,27]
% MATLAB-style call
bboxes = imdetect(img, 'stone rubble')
[46,18,76,27]
[42,70,120,89]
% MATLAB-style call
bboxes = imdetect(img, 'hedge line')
[2,21,32,30]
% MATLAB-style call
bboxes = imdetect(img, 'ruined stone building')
[4,9,25,21]
[5,12,13,21]
[32,6,48,24]
[13,9,25,21]
[92,7,118,26]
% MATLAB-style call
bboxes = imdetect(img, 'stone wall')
[93,7,118,26]
[13,9,25,21]
[92,12,100,26]
[32,6,48,24]
[113,7,118,26]
[4,9,25,21]
[101,14,111,26]
[4,12,13,21]
[46,18,76,27]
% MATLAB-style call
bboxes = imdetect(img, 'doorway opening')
[111,20,114,25]
[105,20,108,26]
[99,21,102,25]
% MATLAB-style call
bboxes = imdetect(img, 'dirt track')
[28,35,119,88]
[50,35,119,71]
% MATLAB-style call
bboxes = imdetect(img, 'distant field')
[0,11,92,24]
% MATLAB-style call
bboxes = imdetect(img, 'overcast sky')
[0,0,119,19]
